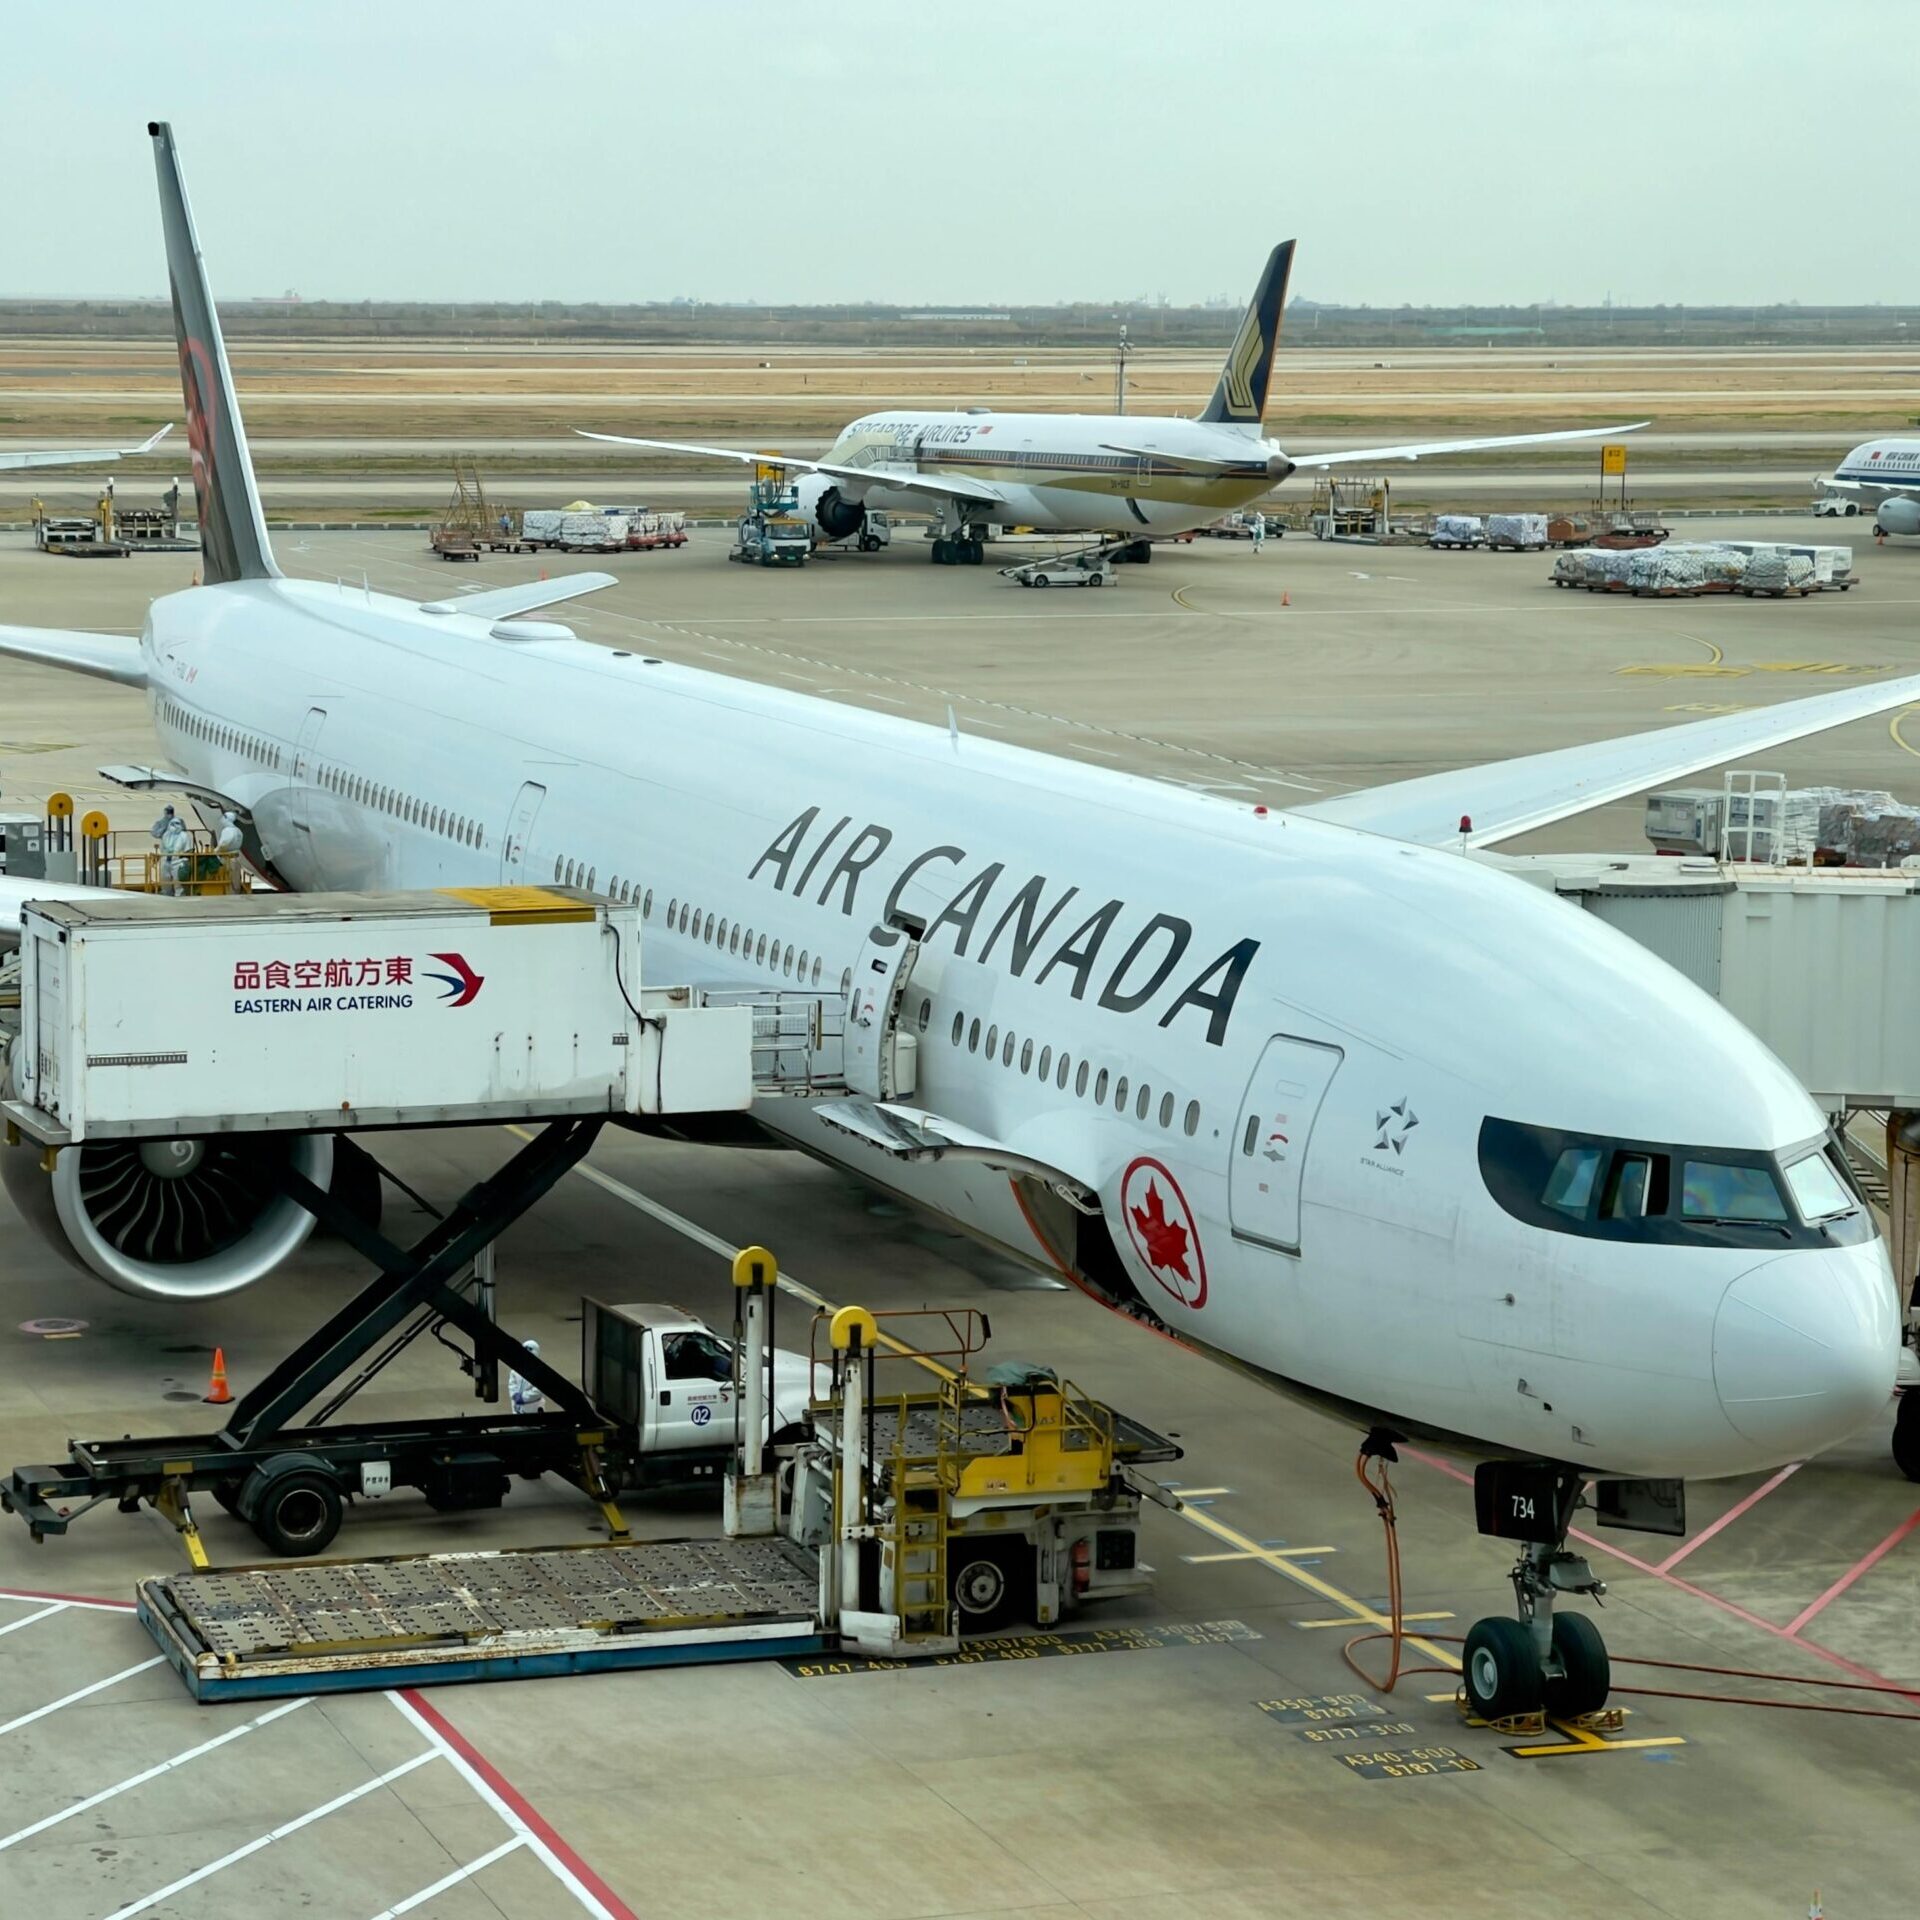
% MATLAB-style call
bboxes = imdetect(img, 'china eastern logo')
[230,950,483,1016]
[426,952,485,1007]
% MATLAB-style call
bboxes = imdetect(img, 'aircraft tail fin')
[1199,240,1295,430]
[148,120,278,583]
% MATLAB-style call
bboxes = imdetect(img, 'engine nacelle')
[795,473,865,540]
[1877,496,1920,538]
[1,1126,333,1301]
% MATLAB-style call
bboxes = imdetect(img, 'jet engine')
[1876,496,1920,538]
[0,1125,333,1301]
[795,473,866,541]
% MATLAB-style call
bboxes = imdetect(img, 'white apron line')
[367,1835,528,1918]
[0,1697,311,1852]
[100,1748,439,1920]
[0,1655,165,1737]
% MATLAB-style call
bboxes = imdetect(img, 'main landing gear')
[1462,1461,1612,1721]
[931,517,989,566]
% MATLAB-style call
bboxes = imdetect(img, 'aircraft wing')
[0,424,174,472]
[0,877,111,947]
[1287,421,1648,468]
[0,626,147,688]
[420,571,618,620]
[1291,671,1920,850]
[573,430,1003,506]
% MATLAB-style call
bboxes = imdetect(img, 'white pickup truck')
[582,1300,822,1491]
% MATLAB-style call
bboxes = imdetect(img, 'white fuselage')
[1819,437,1920,509]
[812,410,1280,535]
[138,577,1897,1480]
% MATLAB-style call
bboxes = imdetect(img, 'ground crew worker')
[215,809,244,890]
[1250,512,1267,553]
[159,813,193,895]
[508,1339,545,1415]
[150,802,179,842]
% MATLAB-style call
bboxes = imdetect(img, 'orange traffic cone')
[203,1348,233,1405]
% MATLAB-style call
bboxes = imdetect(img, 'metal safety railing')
[691,986,850,1093]
[106,846,245,897]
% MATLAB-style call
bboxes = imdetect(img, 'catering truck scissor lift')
[0,882,1177,1700]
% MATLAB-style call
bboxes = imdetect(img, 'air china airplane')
[0,423,173,472]
[1816,436,1920,538]
[0,126,1906,1718]
[579,243,1645,566]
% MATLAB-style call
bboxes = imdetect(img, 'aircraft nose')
[1713,1249,1899,1461]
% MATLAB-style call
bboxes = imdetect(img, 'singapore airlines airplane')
[0,126,1904,1717]
[579,244,1645,565]
[0,423,172,471]
[1816,436,1920,538]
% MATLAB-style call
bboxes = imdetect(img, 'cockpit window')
[1542,1147,1601,1217]
[1785,1149,1854,1223]
[1481,1117,1871,1249]
[1603,1153,1662,1220]
[1681,1160,1788,1223]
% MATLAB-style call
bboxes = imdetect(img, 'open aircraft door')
[285,705,328,886]
[843,919,921,1100]
[1230,1035,1343,1255]
[501,780,546,883]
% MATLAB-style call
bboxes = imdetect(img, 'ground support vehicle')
[731,510,811,566]
[814,510,891,555]
[1003,550,1116,588]
[130,1296,1178,1701]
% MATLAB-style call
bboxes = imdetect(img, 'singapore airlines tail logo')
[1220,308,1265,420]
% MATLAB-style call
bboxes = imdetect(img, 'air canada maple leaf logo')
[1119,1157,1208,1310]
[1131,1184,1190,1279]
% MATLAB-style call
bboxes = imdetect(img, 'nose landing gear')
[1463,1461,1611,1721]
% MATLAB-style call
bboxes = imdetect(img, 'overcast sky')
[3,2,1911,308]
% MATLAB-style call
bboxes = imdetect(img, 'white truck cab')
[584,1300,820,1488]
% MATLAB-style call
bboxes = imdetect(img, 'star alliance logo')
[1374,1097,1419,1155]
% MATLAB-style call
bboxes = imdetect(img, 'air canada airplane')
[579,244,1645,565]
[0,423,173,472]
[1816,436,1920,538]
[0,126,1906,1717]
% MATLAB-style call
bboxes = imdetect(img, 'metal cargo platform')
[137,1535,826,1702]
[814,1395,1181,1466]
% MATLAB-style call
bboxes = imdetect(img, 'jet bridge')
[1499,853,1920,1115]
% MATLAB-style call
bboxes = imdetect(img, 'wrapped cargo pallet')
[1487,513,1549,549]
[1551,549,1601,586]
[1817,794,1920,867]
[1431,514,1483,547]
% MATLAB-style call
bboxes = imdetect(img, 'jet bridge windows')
[1479,1119,1873,1250]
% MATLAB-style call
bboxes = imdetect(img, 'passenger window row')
[324,764,481,848]
[658,894,829,988]
[160,697,281,771]
[938,996,1198,1136]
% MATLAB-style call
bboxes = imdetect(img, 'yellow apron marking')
[1185,1546,1337,1563]
[1298,1610,1454,1629]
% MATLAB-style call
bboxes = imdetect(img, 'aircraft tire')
[1463,1616,1543,1720]
[1544,1611,1610,1717]
[1893,1390,1920,1483]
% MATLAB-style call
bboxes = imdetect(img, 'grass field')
[2,337,1915,512]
